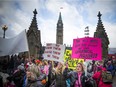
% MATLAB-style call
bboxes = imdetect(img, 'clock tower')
[56,12,63,44]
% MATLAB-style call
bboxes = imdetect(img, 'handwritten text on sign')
[71,37,102,60]
[43,43,65,62]
[64,49,84,69]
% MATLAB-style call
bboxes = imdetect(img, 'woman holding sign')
[52,62,66,87]
[70,63,96,87]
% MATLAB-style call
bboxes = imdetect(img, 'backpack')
[102,71,113,84]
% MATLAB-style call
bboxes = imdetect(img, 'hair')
[26,63,40,79]
[55,62,65,74]
[76,62,85,72]
[43,60,48,65]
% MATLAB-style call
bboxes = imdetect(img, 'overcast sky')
[0,0,116,48]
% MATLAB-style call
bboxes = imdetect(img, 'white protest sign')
[43,43,65,63]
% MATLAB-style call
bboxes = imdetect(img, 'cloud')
[103,21,116,48]
[0,0,39,37]
[0,0,116,48]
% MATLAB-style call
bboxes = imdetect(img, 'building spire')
[33,9,37,17]
[59,12,62,21]
[94,11,109,60]
[96,11,104,30]
[57,12,63,24]
[97,11,102,20]
[57,12,63,27]
[29,9,38,30]
[97,11,103,27]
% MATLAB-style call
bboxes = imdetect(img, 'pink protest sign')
[71,37,102,60]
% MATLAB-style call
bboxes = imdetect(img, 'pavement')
[112,75,116,87]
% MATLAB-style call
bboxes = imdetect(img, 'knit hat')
[18,64,25,71]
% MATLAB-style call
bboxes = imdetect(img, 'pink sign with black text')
[71,37,102,60]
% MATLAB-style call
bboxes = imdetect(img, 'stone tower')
[94,11,109,60]
[27,9,42,59]
[56,12,63,45]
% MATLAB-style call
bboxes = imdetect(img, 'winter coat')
[55,72,66,87]
[63,68,71,87]
[63,68,70,79]
[26,80,43,87]
[92,69,112,87]
[106,64,113,72]
[13,70,25,87]
[25,73,47,87]
[106,64,115,76]
[49,69,56,85]
[70,71,87,87]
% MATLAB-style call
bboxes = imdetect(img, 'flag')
[85,26,89,29]
[0,30,29,57]
[60,7,63,9]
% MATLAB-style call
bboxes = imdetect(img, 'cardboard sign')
[64,49,84,69]
[72,37,102,60]
[43,43,65,63]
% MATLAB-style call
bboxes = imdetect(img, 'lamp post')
[2,25,8,38]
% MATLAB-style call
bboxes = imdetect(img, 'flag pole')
[60,7,63,12]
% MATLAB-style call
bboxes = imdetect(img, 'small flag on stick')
[60,7,63,9]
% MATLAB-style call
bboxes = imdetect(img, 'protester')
[13,64,26,87]
[106,60,115,77]
[25,63,45,87]
[92,66,112,87]
[47,61,53,87]
[63,62,71,87]
[53,62,66,87]
[43,60,49,76]
[43,60,49,87]
[0,54,115,87]
[70,62,88,87]
[49,61,57,87]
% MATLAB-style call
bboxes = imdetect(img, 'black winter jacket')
[70,71,88,87]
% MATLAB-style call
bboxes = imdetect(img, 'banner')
[64,49,84,69]
[0,30,29,57]
[43,43,65,63]
[71,37,102,60]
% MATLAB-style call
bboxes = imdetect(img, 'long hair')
[26,63,40,80]
[55,62,65,74]
[76,62,85,73]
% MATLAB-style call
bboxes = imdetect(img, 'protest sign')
[0,30,28,56]
[43,43,65,63]
[72,37,102,60]
[64,49,84,69]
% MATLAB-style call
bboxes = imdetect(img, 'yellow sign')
[64,49,84,69]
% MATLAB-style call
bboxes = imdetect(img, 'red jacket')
[92,68,112,87]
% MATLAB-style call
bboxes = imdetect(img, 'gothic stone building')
[26,9,42,59]
[94,11,109,60]
[56,12,63,45]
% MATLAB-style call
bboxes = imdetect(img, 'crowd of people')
[0,55,116,87]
